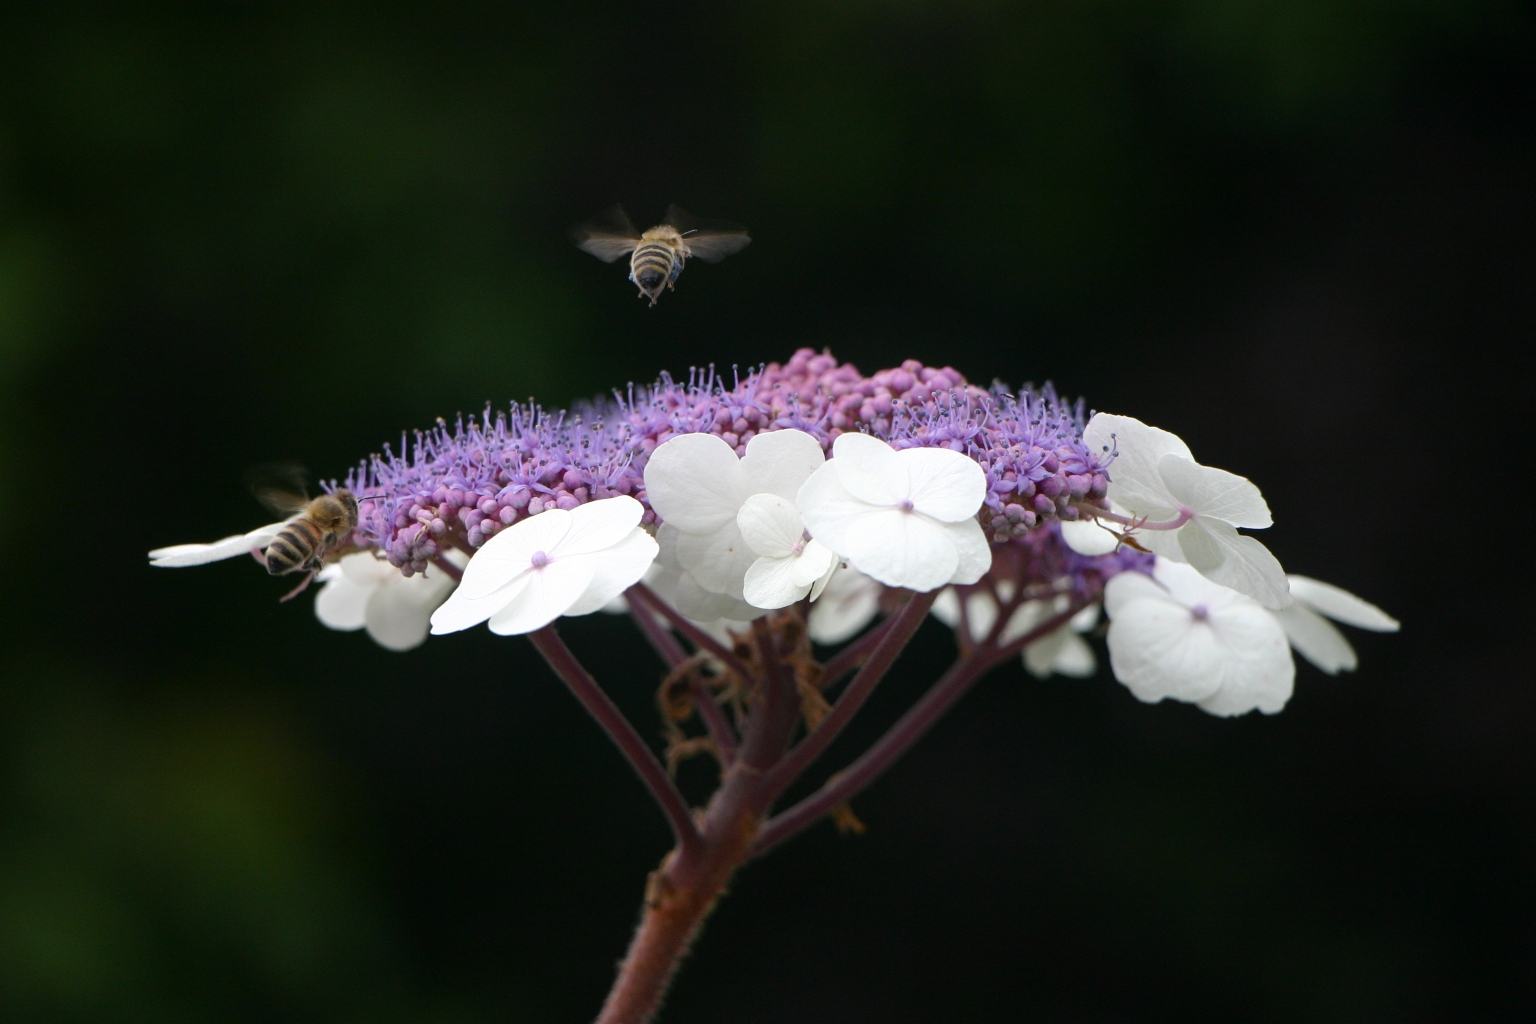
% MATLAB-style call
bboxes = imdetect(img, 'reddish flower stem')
[750,596,1092,857]
[528,626,701,856]
[754,591,935,808]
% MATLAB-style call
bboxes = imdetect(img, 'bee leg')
[279,571,316,603]
[250,547,269,569]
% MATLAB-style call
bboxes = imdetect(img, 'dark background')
[2,3,1532,1022]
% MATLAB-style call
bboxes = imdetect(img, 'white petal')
[842,509,958,591]
[1136,527,1187,562]
[830,432,907,507]
[148,521,289,567]
[1178,518,1291,609]
[1069,603,1100,633]
[808,568,882,644]
[999,599,1049,645]
[964,589,1001,644]
[672,568,761,621]
[807,555,838,600]
[1082,414,1189,516]
[902,446,987,523]
[556,495,644,557]
[739,428,826,501]
[1105,595,1226,705]
[673,522,755,598]
[1023,628,1071,678]
[1102,568,1166,618]
[643,432,747,533]
[340,551,399,585]
[1051,633,1098,677]
[1157,454,1272,529]
[456,508,570,601]
[364,572,457,652]
[431,571,532,634]
[1060,518,1121,556]
[945,517,993,585]
[791,538,836,588]
[1272,603,1357,675]
[931,587,962,627]
[314,574,372,631]
[562,528,660,617]
[487,558,599,635]
[743,554,807,609]
[737,493,805,558]
[1286,576,1399,631]
[1191,605,1295,716]
[796,461,874,556]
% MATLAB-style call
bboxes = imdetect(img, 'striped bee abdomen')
[265,519,324,575]
[630,242,678,296]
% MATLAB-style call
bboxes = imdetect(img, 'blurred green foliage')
[0,2,1529,1021]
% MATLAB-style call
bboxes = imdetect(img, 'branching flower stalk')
[149,348,1400,1022]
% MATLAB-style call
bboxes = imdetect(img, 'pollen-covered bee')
[247,465,362,598]
[572,204,750,306]
[260,490,360,577]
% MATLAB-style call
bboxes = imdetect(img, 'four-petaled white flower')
[1273,574,1399,674]
[1082,414,1290,609]
[932,585,1101,678]
[737,493,837,609]
[644,429,828,608]
[430,495,657,636]
[315,550,466,652]
[807,567,883,645]
[1104,559,1294,717]
[149,520,290,567]
[798,433,990,592]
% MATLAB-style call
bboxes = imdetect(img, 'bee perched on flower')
[148,347,1396,1022]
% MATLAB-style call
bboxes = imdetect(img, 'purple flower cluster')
[341,348,1113,575]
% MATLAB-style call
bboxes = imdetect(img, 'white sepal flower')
[1272,574,1399,674]
[931,585,1099,678]
[737,493,837,609]
[1103,559,1294,717]
[797,433,990,592]
[653,525,761,622]
[1083,413,1290,609]
[1022,604,1099,679]
[315,549,466,652]
[807,567,883,645]
[149,520,290,567]
[645,429,826,603]
[429,495,657,637]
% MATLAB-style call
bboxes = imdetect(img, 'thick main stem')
[594,613,805,1024]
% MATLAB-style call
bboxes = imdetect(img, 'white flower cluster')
[1104,559,1398,716]
[148,418,1397,717]
[1068,413,1290,609]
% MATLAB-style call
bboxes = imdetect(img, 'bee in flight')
[250,467,362,599]
[572,204,750,306]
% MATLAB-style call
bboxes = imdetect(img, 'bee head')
[337,490,360,527]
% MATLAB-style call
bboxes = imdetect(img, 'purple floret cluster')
[341,348,1115,576]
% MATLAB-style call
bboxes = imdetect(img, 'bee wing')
[663,205,751,263]
[245,462,312,514]
[571,204,642,263]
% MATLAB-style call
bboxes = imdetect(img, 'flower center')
[530,550,550,570]
[897,499,915,513]
[791,538,806,556]
[1189,603,1210,621]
